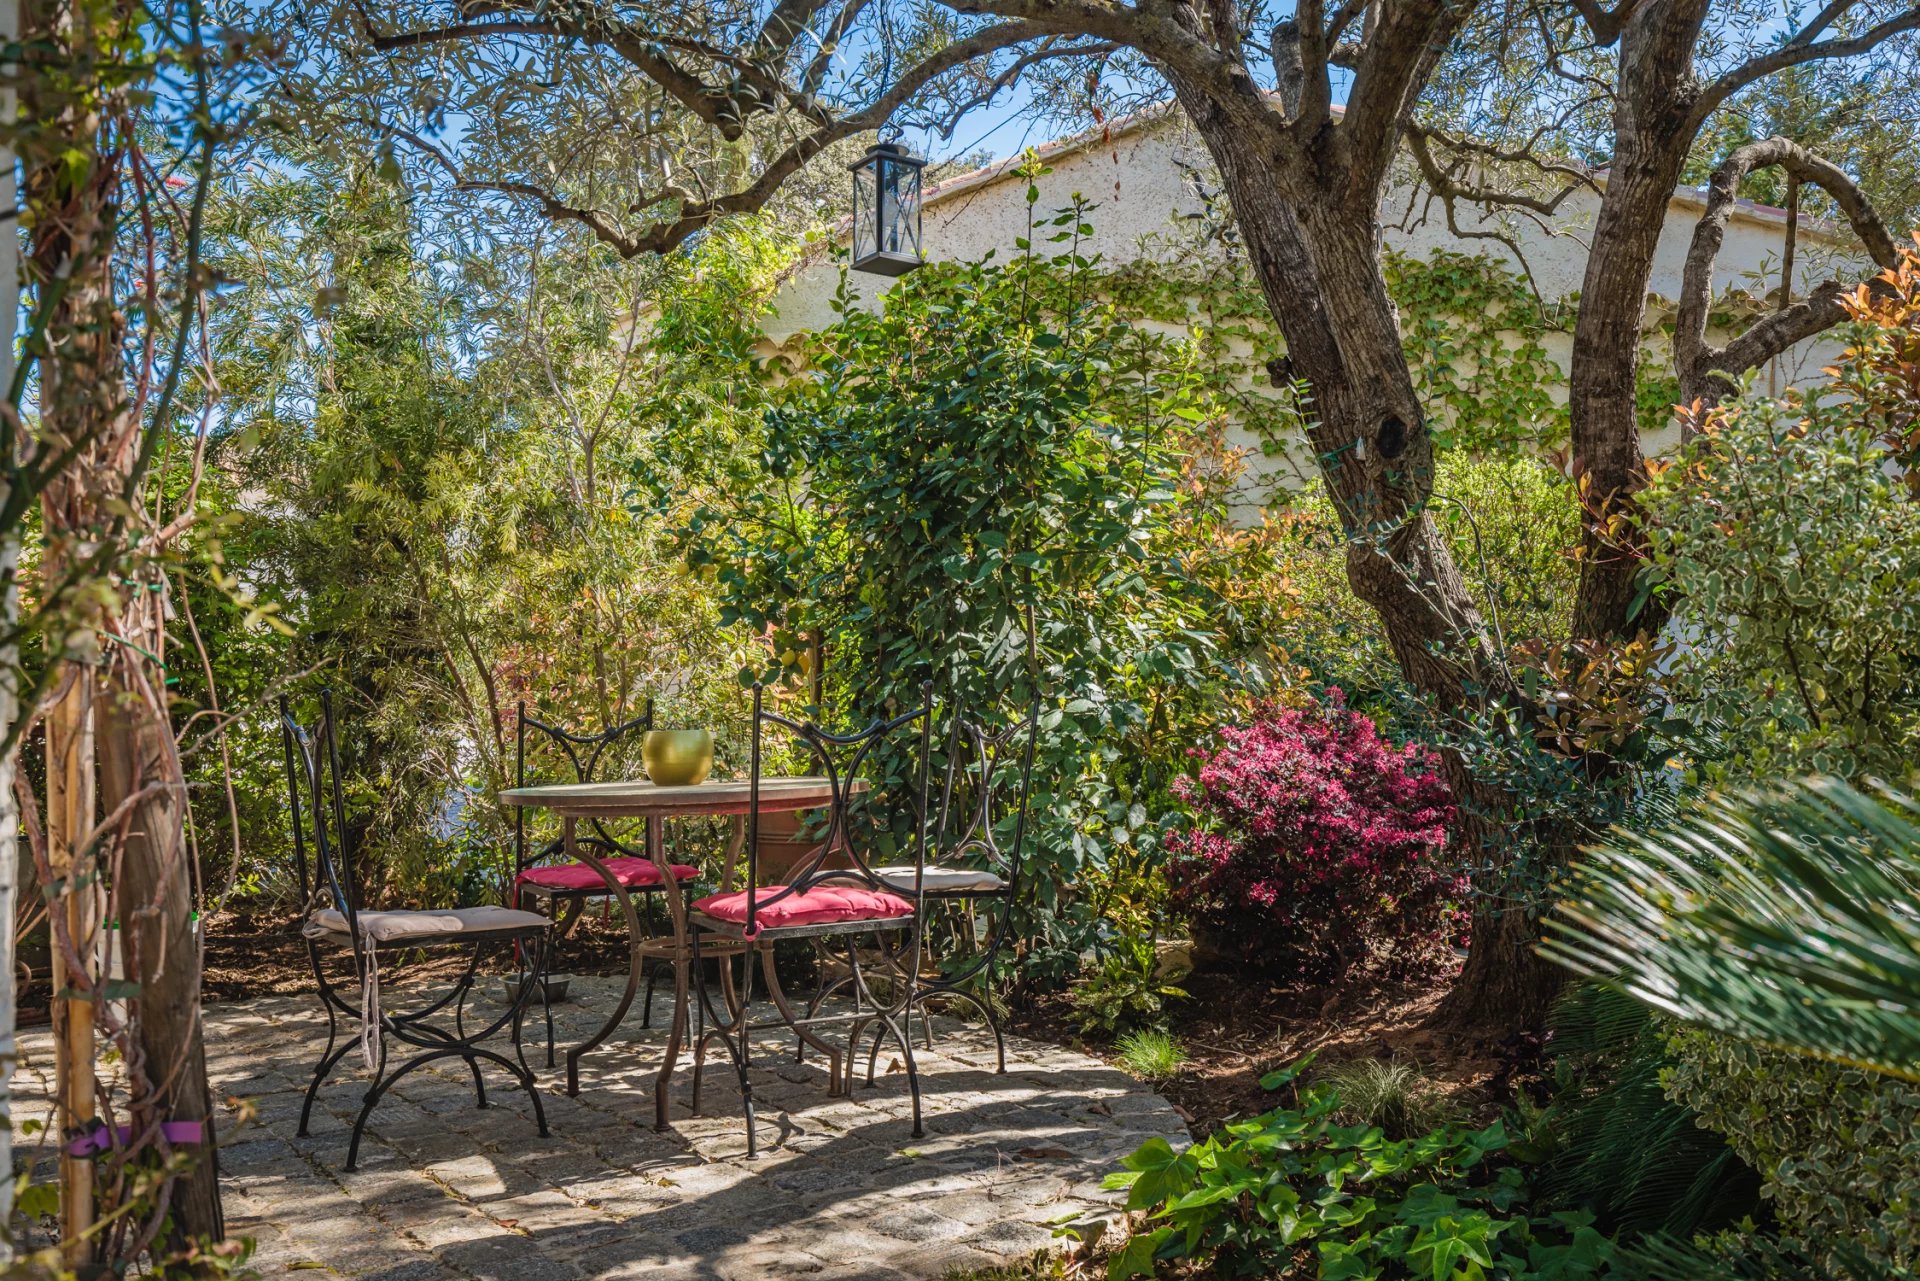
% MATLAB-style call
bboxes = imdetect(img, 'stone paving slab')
[13,974,1187,1279]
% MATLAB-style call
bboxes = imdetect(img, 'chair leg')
[299,1039,352,1138]
[346,1030,391,1172]
[543,980,557,1071]
[468,1055,489,1109]
[900,1013,924,1140]
[642,963,658,1031]
[691,931,758,1157]
[850,953,925,1140]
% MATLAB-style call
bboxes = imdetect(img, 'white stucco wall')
[764,108,1870,501]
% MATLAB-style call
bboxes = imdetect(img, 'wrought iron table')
[498,776,839,1126]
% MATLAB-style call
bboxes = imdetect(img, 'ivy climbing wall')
[765,106,1865,513]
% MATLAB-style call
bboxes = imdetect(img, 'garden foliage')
[1643,257,1920,783]
[1069,933,1190,1035]
[196,151,781,904]
[688,184,1296,980]
[1104,1058,1615,1280]
[1164,694,1457,978]
[1664,1031,1920,1272]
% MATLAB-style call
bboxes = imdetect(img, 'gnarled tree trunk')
[1169,72,1572,1033]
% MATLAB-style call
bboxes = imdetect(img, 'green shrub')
[1114,1030,1187,1081]
[1664,1029,1920,1271]
[1318,1058,1466,1141]
[1070,933,1189,1036]
[1103,1058,1616,1280]
[1643,372,1920,784]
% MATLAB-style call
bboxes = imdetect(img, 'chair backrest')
[744,682,935,931]
[934,701,1041,891]
[279,689,358,936]
[512,699,653,874]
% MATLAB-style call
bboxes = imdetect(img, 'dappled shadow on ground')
[13,975,1187,1280]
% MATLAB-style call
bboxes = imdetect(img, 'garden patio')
[9,0,1920,1274]
[15,976,1185,1279]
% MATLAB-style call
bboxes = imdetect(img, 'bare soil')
[1013,961,1525,1139]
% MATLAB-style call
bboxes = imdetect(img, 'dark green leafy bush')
[1103,1059,1616,1279]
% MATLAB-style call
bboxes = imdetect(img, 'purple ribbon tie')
[65,1120,206,1158]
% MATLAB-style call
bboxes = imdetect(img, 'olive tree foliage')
[257,0,1920,1027]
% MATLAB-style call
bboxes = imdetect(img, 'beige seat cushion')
[871,865,1007,893]
[307,905,550,943]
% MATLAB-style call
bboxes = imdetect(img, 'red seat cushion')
[692,885,914,936]
[516,857,697,893]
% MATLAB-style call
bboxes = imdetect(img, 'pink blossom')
[1165,698,1459,979]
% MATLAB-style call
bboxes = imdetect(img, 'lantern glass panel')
[851,145,925,275]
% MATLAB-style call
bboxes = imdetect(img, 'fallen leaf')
[1086,1100,1112,1117]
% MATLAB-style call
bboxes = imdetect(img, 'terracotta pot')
[752,808,850,883]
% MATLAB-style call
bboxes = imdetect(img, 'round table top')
[500,775,842,819]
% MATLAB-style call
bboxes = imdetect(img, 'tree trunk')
[1565,1,1709,644]
[98,656,223,1252]
[21,0,223,1251]
[23,0,118,1239]
[1166,83,1572,1033]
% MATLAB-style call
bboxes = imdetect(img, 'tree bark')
[21,0,222,1252]
[23,0,118,1245]
[98,654,223,1253]
[1565,0,1710,645]
[1168,73,1570,1033]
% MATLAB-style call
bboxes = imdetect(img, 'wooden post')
[46,672,97,1263]
[0,0,21,1254]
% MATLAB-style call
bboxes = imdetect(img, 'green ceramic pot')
[643,728,714,786]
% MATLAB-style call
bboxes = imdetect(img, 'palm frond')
[1541,777,1920,1080]
[1541,985,1761,1239]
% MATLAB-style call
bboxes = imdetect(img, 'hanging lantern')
[849,141,926,276]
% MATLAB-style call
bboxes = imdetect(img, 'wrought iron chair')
[509,700,702,1065]
[280,691,553,1171]
[686,682,934,1157]
[811,702,1039,1072]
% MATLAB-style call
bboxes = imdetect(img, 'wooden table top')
[499,776,842,819]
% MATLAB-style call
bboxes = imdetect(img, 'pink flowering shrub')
[1165,694,1460,979]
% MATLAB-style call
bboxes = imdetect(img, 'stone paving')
[13,974,1187,1280]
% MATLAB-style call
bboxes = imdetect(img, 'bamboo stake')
[47,671,97,1263]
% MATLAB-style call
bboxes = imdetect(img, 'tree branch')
[367,14,754,139]
[456,19,1058,257]
[1693,5,1920,127]
[1339,0,1479,194]
[1674,135,1901,408]
[908,38,1122,139]
[1567,0,1652,46]
[1404,120,1597,217]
